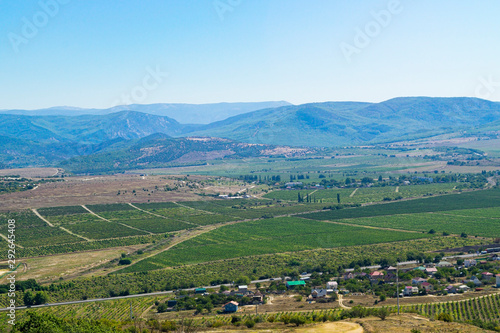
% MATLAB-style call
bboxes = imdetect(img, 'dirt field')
[0,174,258,211]
[293,321,363,332]
[341,289,500,308]
[356,313,496,332]
[0,167,61,177]
[0,175,200,211]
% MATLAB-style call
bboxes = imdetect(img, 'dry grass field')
[0,175,198,211]
[0,167,61,177]
[0,244,146,283]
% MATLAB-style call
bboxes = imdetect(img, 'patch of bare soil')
[0,167,61,177]
[0,174,204,211]
[357,314,495,333]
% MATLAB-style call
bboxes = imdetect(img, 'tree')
[376,307,390,320]
[23,291,34,306]
[361,177,372,184]
[33,292,49,305]
[337,193,341,204]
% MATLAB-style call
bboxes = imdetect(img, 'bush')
[118,259,131,265]
[436,313,453,322]
[244,319,255,328]
[376,307,390,320]
[290,315,306,326]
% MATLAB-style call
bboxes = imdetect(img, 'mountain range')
[1,97,500,171]
[0,101,291,124]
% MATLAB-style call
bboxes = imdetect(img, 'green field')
[338,212,500,237]
[264,183,458,203]
[118,216,433,273]
[135,202,235,225]
[91,208,195,233]
[301,188,500,221]
[0,211,81,247]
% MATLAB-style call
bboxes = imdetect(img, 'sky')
[1,0,500,110]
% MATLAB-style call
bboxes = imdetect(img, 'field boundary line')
[173,201,216,215]
[349,188,358,197]
[32,208,54,227]
[0,233,24,248]
[300,217,425,234]
[81,205,154,235]
[58,226,91,241]
[429,211,500,220]
[127,203,200,227]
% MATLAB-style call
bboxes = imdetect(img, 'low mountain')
[0,111,183,144]
[188,97,500,146]
[58,134,309,174]
[0,101,292,124]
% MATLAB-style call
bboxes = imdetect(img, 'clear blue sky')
[1,0,499,109]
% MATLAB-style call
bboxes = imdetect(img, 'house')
[414,266,426,272]
[343,273,354,280]
[311,289,328,298]
[238,285,248,293]
[326,281,338,290]
[252,290,264,303]
[445,285,458,294]
[412,277,428,285]
[194,288,206,294]
[403,286,418,296]
[496,274,500,288]
[481,272,494,282]
[458,285,470,292]
[386,266,397,272]
[436,261,453,268]
[425,267,438,275]
[224,301,239,313]
[421,282,433,292]
[464,259,477,268]
[369,271,384,280]
[470,276,483,287]
[286,281,306,288]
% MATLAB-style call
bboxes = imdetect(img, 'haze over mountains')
[1,97,500,170]
[0,101,291,124]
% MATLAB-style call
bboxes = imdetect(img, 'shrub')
[376,307,390,320]
[244,319,255,328]
[118,258,131,265]
[436,313,453,322]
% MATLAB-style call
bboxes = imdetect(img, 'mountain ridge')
[1,97,500,169]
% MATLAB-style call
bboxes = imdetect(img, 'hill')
[0,101,292,124]
[58,134,309,174]
[189,97,500,146]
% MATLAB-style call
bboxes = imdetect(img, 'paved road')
[0,277,285,312]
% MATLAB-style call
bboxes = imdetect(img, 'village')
[155,250,500,316]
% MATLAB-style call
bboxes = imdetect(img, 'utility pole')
[396,261,400,315]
